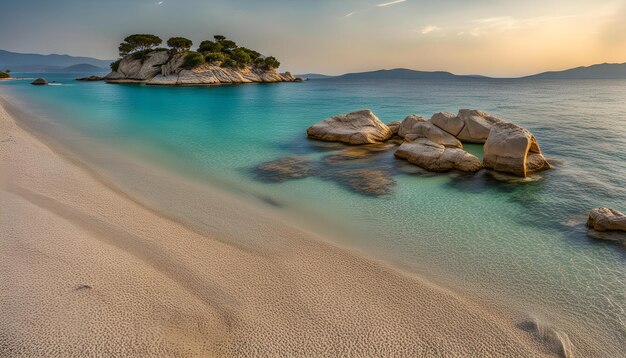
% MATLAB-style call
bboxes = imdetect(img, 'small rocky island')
[307,109,551,177]
[105,34,299,85]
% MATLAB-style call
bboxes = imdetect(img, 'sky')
[0,0,625,76]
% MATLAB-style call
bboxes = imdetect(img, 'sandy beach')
[0,97,554,356]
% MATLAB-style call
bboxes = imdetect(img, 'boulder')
[31,78,48,85]
[455,109,503,143]
[398,115,462,148]
[394,138,482,172]
[483,122,550,177]
[307,110,392,144]
[431,112,465,136]
[587,208,626,232]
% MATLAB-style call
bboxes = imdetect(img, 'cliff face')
[105,50,296,85]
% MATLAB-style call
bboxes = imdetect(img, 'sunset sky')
[1,0,625,76]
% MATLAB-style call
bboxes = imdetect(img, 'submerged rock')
[398,115,462,148]
[394,138,482,172]
[31,78,48,85]
[483,121,550,177]
[254,157,313,182]
[337,168,395,196]
[587,208,626,232]
[307,109,392,144]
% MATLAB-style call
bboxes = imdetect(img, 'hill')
[0,49,112,72]
[524,63,626,79]
[59,64,108,73]
[295,73,333,79]
[336,68,488,80]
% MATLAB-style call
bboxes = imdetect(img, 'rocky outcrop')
[432,110,503,143]
[394,138,482,172]
[106,50,170,81]
[105,50,298,85]
[337,169,395,196]
[307,110,393,145]
[483,122,550,177]
[31,78,48,85]
[398,115,462,148]
[587,208,626,232]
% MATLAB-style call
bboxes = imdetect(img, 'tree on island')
[167,37,193,52]
[112,33,281,71]
[263,56,280,70]
[0,70,9,79]
[118,34,163,57]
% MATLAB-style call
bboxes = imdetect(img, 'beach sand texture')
[0,98,551,357]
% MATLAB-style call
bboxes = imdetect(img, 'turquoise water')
[2,74,625,355]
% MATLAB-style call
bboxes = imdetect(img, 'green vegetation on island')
[111,33,281,71]
[0,69,10,78]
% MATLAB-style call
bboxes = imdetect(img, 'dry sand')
[0,98,552,357]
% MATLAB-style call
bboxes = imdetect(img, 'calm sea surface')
[2,74,625,355]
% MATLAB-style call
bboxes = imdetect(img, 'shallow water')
[2,74,625,356]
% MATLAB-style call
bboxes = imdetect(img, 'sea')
[2,73,625,356]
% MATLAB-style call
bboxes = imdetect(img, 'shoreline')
[0,96,551,356]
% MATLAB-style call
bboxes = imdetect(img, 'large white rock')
[456,109,503,143]
[394,138,482,172]
[483,121,550,177]
[307,110,392,144]
[432,110,503,143]
[431,112,465,136]
[587,208,626,232]
[398,115,462,148]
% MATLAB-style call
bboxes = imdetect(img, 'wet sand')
[0,98,552,356]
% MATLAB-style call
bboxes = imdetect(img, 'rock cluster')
[306,109,551,177]
[105,50,299,85]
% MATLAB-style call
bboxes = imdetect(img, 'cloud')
[469,14,577,35]
[156,1,163,5]
[421,25,442,34]
[376,0,407,7]
[345,11,356,17]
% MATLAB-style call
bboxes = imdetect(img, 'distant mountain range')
[0,49,111,73]
[298,63,626,80]
[1,49,624,79]
[523,63,626,79]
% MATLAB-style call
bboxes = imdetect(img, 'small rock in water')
[31,78,48,85]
